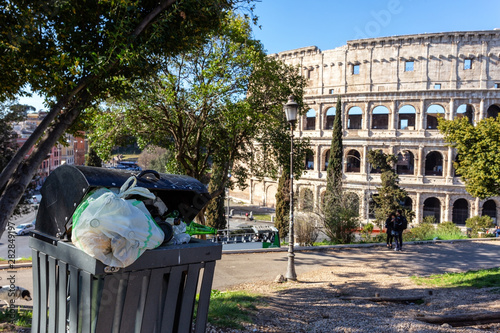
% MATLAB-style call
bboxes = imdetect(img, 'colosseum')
[232,29,500,227]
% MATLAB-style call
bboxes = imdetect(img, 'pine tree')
[323,96,359,243]
[274,168,290,238]
[86,147,102,167]
[367,149,408,227]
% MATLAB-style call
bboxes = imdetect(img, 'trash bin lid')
[35,165,211,240]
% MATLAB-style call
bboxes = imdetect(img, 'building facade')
[233,30,500,226]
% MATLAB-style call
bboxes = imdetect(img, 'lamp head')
[284,95,298,125]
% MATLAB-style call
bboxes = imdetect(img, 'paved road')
[4,239,500,301]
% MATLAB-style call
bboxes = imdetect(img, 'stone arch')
[401,196,413,212]
[305,149,314,170]
[345,191,360,213]
[324,106,336,130]
[482,199,497,224]
[454,153,461,177]
[300,187,314,212]
[323,149,330,171]
[371,105,389,129]
[396,150,415,175]
[426,104,445,129]
[425,151,443,176]
[452,198,469,225]
[347,106,363,129]
[305,108,317,130]
[456,103,474,124]
[398,104,416,130]
[423,197,441,223]
[486,104,500,119]
[346,149,361,173]
[265,184,278,208]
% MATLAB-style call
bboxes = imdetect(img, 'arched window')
[401,197,413,212]
[398,105,416,130]
[456,104,474,124]
[348,106,363,129]
[325,107,336,130]
[306,109,316,130]
[426,104,445,129]
[452,199,469,225]
[301,188,314,212]
[368,194,378,219]
[487,104,500,119]
[425,151,443,176]
[482,200,497,224]
[372,106,389,129]
[423,197,441,223]
[346,150,361,173]
[305,150,314,170]
[345,192,360,213]
[323,150,330,171]
[454,154,461,177]
[396,151,414,175]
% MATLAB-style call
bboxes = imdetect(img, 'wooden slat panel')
[161,265,187,333]
[57,261,68,333]
[31,250,40,333]
[39,253,48,332]
[48,257,57,333]
[140,267,171,333]
[119,270,150,333]
[80,271,92,333]
[194,261,216,333]
[177,263,202,333]
[68,265,79,333]
[94,274,121,333]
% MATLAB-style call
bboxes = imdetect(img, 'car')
[14,222,35,236]
[29,194,42,204]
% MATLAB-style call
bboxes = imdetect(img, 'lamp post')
[284,95,298,281]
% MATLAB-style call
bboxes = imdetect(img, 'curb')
[2,237,499,269]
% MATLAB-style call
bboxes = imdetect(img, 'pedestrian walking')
[385,213,396,249]
[394,210,408,251]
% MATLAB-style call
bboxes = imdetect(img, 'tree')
[439,117,500,198]
[274,169,290,238]
[205,164,228,230]
[322,96,359,243]
[85,147,102,167]
[0,0,248,238]
[367,149,408,227]
[86,14,308,199]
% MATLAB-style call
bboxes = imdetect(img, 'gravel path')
[209,241,500,332]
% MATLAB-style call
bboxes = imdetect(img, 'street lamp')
[284,95,298,281]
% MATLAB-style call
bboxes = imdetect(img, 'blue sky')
[252,0,500,54]
[18,0,500,110]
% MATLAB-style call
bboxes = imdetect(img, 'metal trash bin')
[29,165,221,333]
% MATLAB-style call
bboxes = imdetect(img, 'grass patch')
[0,257,32,265]
[0,308,32,327]
[252,214,272,221]
[201,290,262,329]
[411,267,500,288]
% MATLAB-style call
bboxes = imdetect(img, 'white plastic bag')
[168,221,191,245]
[72,176,164,268]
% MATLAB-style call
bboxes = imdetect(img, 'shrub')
[466,215,494,237]
[422,215,437,224]
[407,223,435,241]
[436,221,465,240]
[295,216,319,246]
[360,223,374,242]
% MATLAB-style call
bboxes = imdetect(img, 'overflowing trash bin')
[29,165,222,333]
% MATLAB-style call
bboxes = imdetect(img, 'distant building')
[233,30,500,226]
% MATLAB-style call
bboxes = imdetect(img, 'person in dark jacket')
[394,210,407,251]
[385,213,396,249]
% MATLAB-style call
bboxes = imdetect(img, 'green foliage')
[367,149,408,227]
[86,14,308,196]
[406,223,435,241]
[0,308,32,328]
[466,215,494,237]
[422,215,437,224]
[274,170,290,238]
[439,116,500,198]
[436,221,465,240]
[203,290,261,329]
[361,223,374,241]
[322,97,359,243]
[411,267,500,288]
[85,147,102,167]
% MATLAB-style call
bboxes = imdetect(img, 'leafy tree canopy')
[439,116,500,199]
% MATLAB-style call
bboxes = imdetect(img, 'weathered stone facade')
[232,30,500,226]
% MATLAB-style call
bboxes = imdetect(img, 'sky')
[18,0,500,111]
